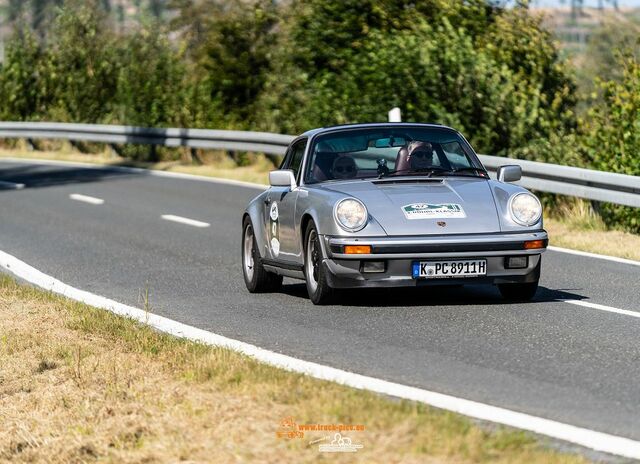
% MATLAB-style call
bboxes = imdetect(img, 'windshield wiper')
[378,167,449,179]
[442,167,489,177]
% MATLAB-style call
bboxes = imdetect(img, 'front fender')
[295,187,388,238]
[244,191,269,259]
[488,180,544,231]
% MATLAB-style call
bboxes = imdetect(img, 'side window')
[288,139,307,180]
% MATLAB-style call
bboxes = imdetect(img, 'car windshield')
[304,126,486,184]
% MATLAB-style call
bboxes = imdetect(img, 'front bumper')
[320,231,547,289]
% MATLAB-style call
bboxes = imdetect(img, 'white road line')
[549,246,640,267]
[69,193,104,205]
[0,180,25,189]
[1,249,640,459]
[564,300,640,319]
[161,214,210,228]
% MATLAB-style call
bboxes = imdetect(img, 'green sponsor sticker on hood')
[402,203,466,220]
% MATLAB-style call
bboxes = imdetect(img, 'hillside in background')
[0,0,169,57]
[539,6,640,58]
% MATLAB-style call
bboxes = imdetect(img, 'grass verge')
[0,275,589,463]
[545,199,640,261]
[1,146,638,262]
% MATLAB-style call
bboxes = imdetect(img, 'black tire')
[498,281,539,301]
[303,222,335,305]
[242,217,283,293]
[497,260,541,302]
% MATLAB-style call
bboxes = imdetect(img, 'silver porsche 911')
[242,123,547,304]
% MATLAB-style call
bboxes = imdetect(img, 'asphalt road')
[1,159,640,446]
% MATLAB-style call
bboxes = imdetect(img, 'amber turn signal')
[344,245,372,254]
[524,239,546,250]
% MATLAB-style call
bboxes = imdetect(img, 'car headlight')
[334,198,368,231]
[509,193,542,226]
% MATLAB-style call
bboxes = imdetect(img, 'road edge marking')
[0,249,639,459]
[549,245,640,267]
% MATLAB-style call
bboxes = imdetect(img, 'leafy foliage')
[579,56,640,232]
[46,2,119,123]
[0,28,53,121]
[112,26,185,128]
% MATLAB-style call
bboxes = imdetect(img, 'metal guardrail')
[0,122,294,156]
[0,121,638,207]
[479,155,640,208]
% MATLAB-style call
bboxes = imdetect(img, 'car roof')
[300,122,458,138]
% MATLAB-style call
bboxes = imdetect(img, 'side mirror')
[497,165,522,183]
[269,170,296,189]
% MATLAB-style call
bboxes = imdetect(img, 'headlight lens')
[335,198,368,231]
[509,193,542,226]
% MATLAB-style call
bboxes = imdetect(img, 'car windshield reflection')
[305,126,486,184]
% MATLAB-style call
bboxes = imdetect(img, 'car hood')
[321,177,501,236]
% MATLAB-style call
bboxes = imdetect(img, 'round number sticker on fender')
[269,202,280,257]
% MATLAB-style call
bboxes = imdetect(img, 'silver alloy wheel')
[243,224,255,282]
[306,229,320,293]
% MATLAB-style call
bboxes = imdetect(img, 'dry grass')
[0,276,589,463]
[545,199,640,261]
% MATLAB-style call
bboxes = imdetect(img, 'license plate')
[412,259,487,279]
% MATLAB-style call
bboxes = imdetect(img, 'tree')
[31,0,64,37]
[0,28,53,121]
[167,0,223,57]
[148,0,166,18]
[257,0,575,157]
[7,0,25,23]
[46,1,119,123]
[167,0,279,125]
[579,55,640,232]
[112,25,186,128]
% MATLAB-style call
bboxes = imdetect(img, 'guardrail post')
[190,147,202,165]
[150,144,158,162]
[108,144,120,159]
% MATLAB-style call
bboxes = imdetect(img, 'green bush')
[46,2,119,123]
[579,55,640,232]
[0,28,53,121]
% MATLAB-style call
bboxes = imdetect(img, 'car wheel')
[497,260,540,301]
[304,222,334,305]
[498,281,538,301]
[242,217,283,293]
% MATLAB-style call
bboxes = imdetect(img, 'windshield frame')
[301,124,486,186]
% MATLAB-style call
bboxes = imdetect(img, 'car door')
[264,138,307,264]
